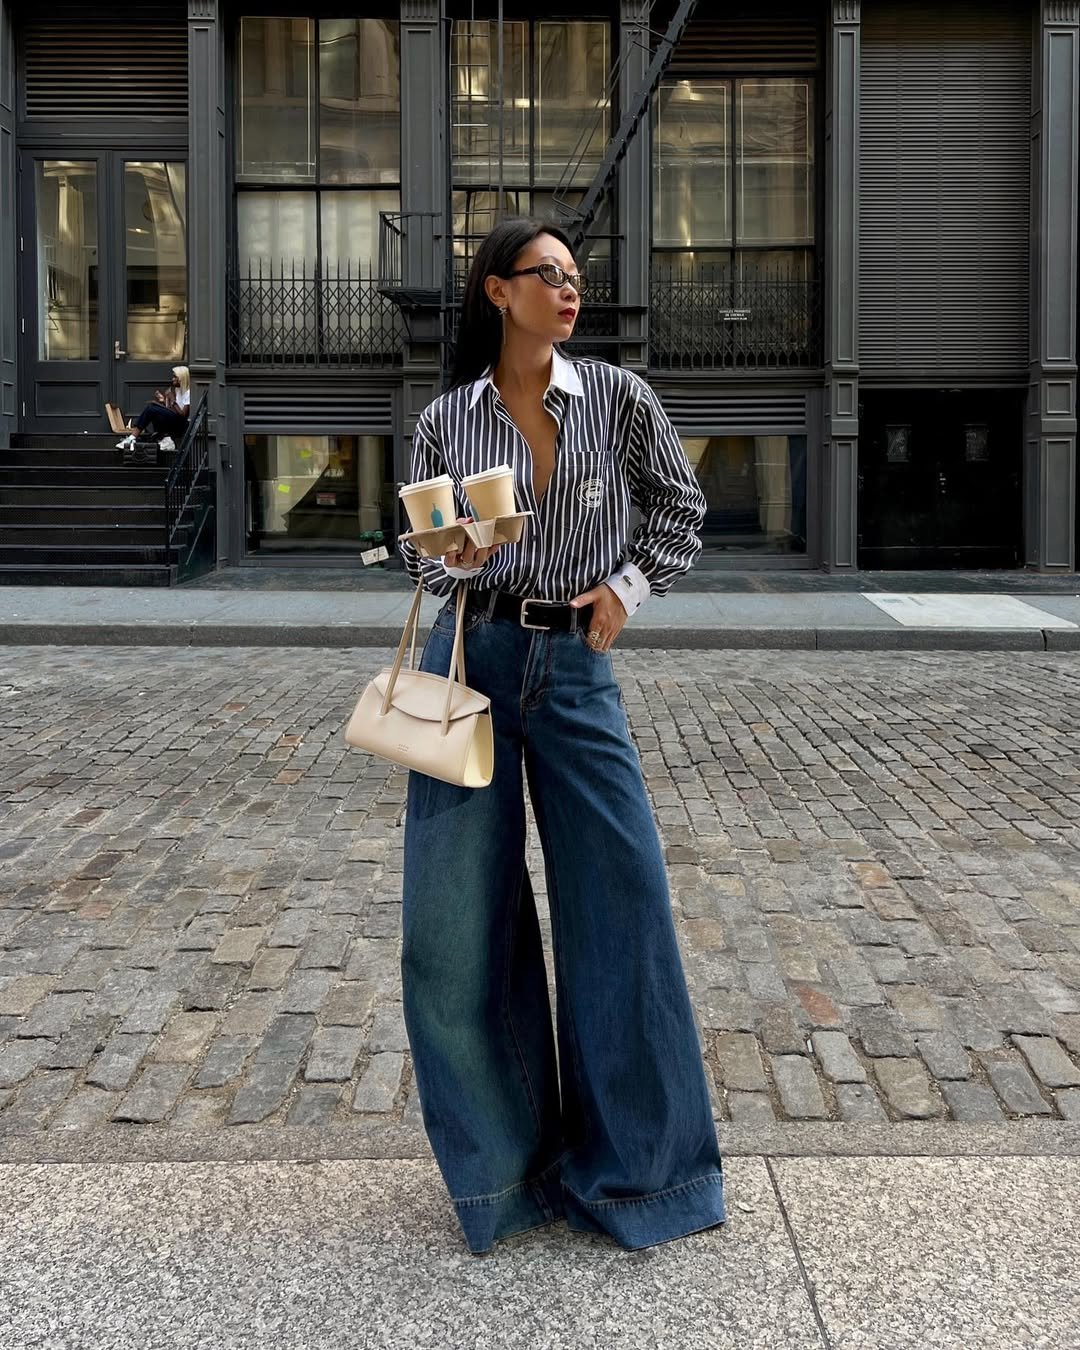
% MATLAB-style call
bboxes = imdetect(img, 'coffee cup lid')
[462,465,512,484]
[399,473,454,496]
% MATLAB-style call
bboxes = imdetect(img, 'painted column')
[187,1,232,558]
[400,0,446,524]
[0,0,15,447]
[1026,1,1079,570]
[618,0,650,372]
[822,1,860,571]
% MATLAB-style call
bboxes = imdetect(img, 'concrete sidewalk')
[4,582,1080,649]
[1,1125,1077,1348]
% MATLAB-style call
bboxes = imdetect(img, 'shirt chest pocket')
[557,448,614,523]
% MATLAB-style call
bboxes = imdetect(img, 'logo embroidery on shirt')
[578,478,605,508]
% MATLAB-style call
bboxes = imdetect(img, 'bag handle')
[380,576,470,735]
[442,580,468,736]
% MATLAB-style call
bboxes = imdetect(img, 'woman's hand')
[569,584,627,653]
[443,517,504,571]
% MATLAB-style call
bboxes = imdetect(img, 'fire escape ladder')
[551,0,700,262]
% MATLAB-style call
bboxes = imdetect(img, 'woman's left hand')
[569,585,627,653]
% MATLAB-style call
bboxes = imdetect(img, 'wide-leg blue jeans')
[401,588,726,1254]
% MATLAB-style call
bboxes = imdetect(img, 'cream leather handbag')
[344,577,494,788]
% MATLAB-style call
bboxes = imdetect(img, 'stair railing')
[163,390,215,582]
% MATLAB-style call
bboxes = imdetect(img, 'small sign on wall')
[964,424,990,463]
[886,424,911,463]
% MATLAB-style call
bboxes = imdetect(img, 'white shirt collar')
[466,347,584,410]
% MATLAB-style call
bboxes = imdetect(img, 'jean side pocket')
[433,599,485,636]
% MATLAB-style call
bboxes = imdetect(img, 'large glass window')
[237,18,316,183]
[234,16,402,363]
[450,18,610,270]
[683,435,807,555]
[245,434,394,553]
[319,18,401,185]
[653,76,815,277]
[236,19,399,260]
[651,74,819,377]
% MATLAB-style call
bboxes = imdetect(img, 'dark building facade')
[0,0,1076,582]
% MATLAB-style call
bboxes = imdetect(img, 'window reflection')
[125,161,187,361]
[736,81,814,245]
[450,20,610,189]
[654,82,731,248]
[36,160,98,361]
[535,23,609,184]
[244,434,394,552]
[653,77,815,256]
[451,20,529,186]
[683,435,807,553]
[319,19,401,185]
[237,18,316,183]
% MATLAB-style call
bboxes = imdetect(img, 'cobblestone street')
[1,644,1080,1136]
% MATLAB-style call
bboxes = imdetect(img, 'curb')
[1,1121,1078,1166]
[2,624,1080,651]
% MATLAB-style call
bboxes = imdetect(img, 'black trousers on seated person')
[134,405,188,439]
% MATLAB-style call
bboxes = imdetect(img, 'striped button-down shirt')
[398,350,707,613]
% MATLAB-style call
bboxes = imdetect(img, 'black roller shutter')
[859,1,1031,379]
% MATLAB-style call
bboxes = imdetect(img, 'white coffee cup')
[399,474,457,532]
[461,464,517,521]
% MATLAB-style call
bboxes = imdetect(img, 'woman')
[117,365,190,448]
[397,218,725,1256]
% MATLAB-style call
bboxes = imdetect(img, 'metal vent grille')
[663,20,821,74]
[21,22,188,120]
[658,392,807,434]
[859,2,1031,377]
[243,390,395,434]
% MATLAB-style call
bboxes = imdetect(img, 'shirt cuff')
[442,562,483,579]
[603,560,651,617]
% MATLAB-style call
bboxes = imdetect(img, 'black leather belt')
[465,588,592,633]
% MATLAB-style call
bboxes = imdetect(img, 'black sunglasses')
[504,262,590,296]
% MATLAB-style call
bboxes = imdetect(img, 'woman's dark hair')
[448,216,576,389]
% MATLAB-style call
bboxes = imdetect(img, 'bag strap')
[380,576,427,716]
[380,576,471,731]
[441,580,468,736]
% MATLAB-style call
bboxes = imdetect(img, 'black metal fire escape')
[377,0,699,372]
[551,0,698,264]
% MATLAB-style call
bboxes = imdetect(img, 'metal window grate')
[649,267,823,372]
[660,18,821,75]
[658,392,808,435]
[242,390,395,435]
[227,260,406,371]
[21,21,188,120]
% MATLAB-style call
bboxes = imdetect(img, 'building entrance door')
[18,154,187,433]
[857,389,1023,569]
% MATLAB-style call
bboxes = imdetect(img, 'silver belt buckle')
[519,597,559,630]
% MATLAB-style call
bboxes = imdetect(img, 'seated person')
[119,366,190,445]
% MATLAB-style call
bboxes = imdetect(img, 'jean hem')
[451,1150,571,1254]
[561,1171,727,1250]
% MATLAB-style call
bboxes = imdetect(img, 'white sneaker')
[159,436,176,452]
[116,434,135,450]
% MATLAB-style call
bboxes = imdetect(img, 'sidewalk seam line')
[764,1156,835,1350]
